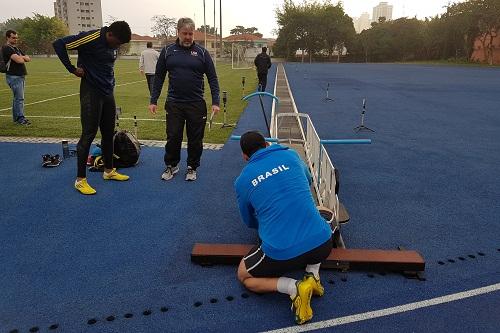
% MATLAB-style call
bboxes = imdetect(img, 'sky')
[1,0,459,38]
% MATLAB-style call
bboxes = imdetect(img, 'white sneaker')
[161,165,179,181]
[185,166,197,181]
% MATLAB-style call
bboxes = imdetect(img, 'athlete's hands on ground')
[149,104,157,115]
[73,67,85,77]
[212,105,220,115]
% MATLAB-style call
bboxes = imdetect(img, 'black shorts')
[243,238,333,278]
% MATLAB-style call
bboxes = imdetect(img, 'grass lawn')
[0,57,256,143]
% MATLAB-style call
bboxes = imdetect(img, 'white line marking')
[0,114,234,127]
[0,114,163,122]
[0,79,76,92]
[262,283,500,333]
[0,73,140,92]
[0,80,145,112]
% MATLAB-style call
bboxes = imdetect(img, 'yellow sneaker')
[74,178,96,195]
[291,279,313,325]
[304,272,324,297]
[103,168,129,181]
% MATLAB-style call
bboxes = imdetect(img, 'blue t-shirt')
[234,144,331,260]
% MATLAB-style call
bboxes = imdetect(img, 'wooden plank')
[191,243,425,272]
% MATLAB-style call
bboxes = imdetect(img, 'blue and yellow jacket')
[150,39,219,106]
[53,27,118,96]
[234,144,331,260]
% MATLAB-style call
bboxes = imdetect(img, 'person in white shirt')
[139,42,159,94]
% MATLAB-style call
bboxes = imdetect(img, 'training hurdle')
[191,87,425,276]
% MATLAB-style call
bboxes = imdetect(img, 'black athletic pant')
[145,74,155,94]
[164,100,207,170]
[257,71,268,91]
[77,79,116,178]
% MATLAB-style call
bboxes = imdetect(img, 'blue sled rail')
[230,135,371,145]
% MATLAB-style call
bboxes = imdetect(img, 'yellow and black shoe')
[74,178,96,195]
[290,278,313,325]
[303,272,325,297]
[103,168,129,181]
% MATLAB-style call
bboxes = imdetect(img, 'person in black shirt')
[254,47,271,91]
[2,30,31,125]
[149,17,220,182]
[53,21,132,195]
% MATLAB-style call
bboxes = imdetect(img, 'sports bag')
[113,129,141,168]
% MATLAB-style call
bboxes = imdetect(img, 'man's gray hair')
[177,17,195,31]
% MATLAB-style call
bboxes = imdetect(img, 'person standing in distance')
[234,131,333,325]
[53,21,132,195]
[254,47,271,91]
[149,17,220,182]
[2,30,31,125]
[139,41,159,95]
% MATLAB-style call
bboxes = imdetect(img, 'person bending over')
[234,131,333,325]
[53,21,132,195]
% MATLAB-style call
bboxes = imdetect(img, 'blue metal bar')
[242,92,280,106]
[230,136,371,145]
[230,135,278,142]
[320,139,371,145]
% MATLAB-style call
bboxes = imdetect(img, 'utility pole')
[219,0,223,61]
[203,0,207,48]
[213,0,217,66]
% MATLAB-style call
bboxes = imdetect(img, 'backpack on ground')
[113,129,141,168]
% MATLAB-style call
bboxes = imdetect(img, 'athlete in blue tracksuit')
[149,17,220,182]
[234,131,333,325]
[53,21,132,195]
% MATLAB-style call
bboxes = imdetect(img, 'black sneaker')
[42,154,52,167]
[161,165,179,181]
[42,154,61,168]
[185,166,197,181]
[16,118,31,126]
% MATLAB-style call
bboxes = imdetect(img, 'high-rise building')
[372,2,393,23]
[54,0,103,35]
[354,12,371,33]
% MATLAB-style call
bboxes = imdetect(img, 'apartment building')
[54,0,103,34]
[372,2,393,23]
[354,12,371,33]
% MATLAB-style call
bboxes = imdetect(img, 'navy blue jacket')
[234,144,331,260]
[150,39,219,106]
[53,27,118,96]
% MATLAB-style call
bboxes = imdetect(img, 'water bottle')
[62,140,70,159]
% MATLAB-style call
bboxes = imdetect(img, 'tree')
[197,25,216,34]
[105,15,118,25]
[275,0,354,62]
[1,15,68,55]
[151,15,176,41]
[0,17,29,49]
[469,0,500,65]
[230,25,245,35]
[229,25,261,36]
[21,14,68,55]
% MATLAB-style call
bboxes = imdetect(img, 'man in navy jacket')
[234,131,333,325]
[53,21,132,195]
[149,17,220,182]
